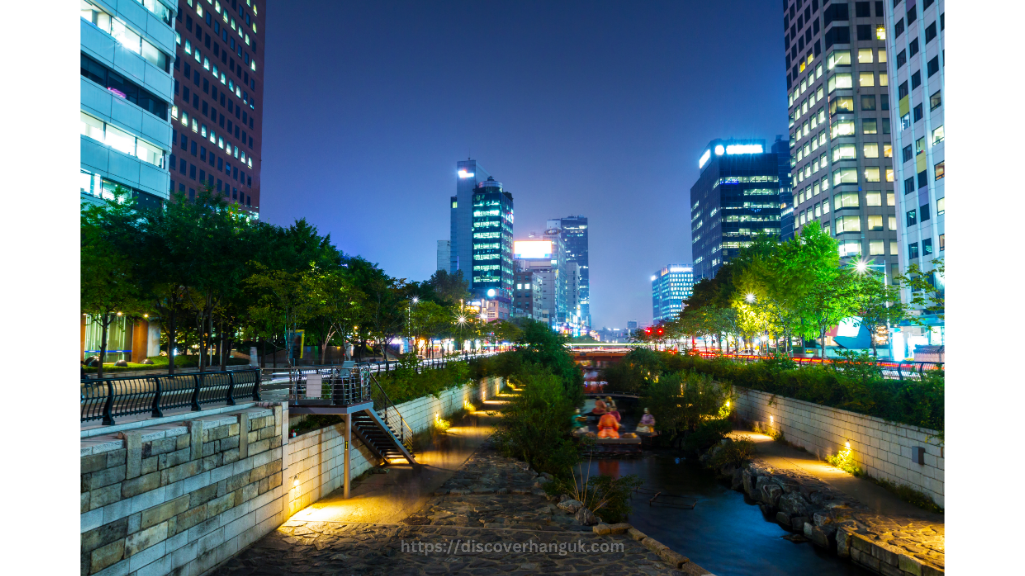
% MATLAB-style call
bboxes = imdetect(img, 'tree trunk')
[219,317,228,371]
[98,313,109,379]
[820,327,827,359]
[167,309,178,375]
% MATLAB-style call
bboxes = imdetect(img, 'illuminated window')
[835,216,862,233]
[830,119,856,138]
[859,72,875,87]
[832,144,857,162]
[864,168,881,183]
[876,26,886,40]
[887,193,895,206]
[869,241,885,255]
[866,193,882,206]
[889,217,897,231]
[830,97,854,114]
[878,49,887,63]
[838,241,862,257]
[879,73,888,87]
[884,144,892,158]
[863,119,878,135]
[828,73,853,92]
[867,215,884,230]
[932,125,945,144]
[827,50,851,69]
[834,192,860,209]
[864,143,879,158]
[858,49,874,63]
[885,168,894,182]
[934,161,945,180]
[937,198,945,215]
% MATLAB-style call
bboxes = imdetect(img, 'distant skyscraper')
[690,139,783,280]
[470,176,514,303]
[652,265,694,325]
[548,216,590,328]
[436,240,450,272]
[450,159,491,278]
[883,0,945,343]
[773,137,795,242]
[782,0,898,279]
[169,0,265,213]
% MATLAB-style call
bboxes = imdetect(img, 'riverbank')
[724,430,944,575]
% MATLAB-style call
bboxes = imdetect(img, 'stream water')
[579,398,872,576]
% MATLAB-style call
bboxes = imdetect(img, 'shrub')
[683,418,733,453]
[546,464,643,523]
[827,446,863,476]
[706,435,755,469]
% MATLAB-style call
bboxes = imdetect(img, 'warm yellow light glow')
[845,441,851,449]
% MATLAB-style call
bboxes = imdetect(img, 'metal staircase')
[287,363,417,466]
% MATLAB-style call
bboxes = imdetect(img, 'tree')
[81,187,148,377]
[428,269,471,305]
[305,267,366,364]
[898,258,945,324]
[852,266,907,358]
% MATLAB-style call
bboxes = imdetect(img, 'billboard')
[514,240,553,260]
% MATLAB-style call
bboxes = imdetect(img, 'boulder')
[742,468,758,498]
[627,527,647,541]
[657,548,690,569]
[760,483,783,507]
[140,358,154,365]
[557,499,583,514]
[115,360,129,367]
[791,516,810,532]
[759,503,775,517]
[730,468,744,491]
[575,507,598,526]
[559,494,572,503]
[608,523,631,535]
[813,512,832,527]
[809,525,837,549]
[778,492,814,519]
[775,512,791,528]
[593,523,612,535]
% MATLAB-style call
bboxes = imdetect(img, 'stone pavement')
[728,430,944,575]
[212,440,715,575]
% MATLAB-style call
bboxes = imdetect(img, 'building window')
[902,145,913,163]
[838,241,862,257]
[864,143,879,158]
[918,171,928,188]
[862,119,878,134]
[858,48,874,63]
[903,177,915,195]
[939,234,945,251]
[869,240,885,255]
[833,169,858,186]
[932,125,945,144]
[911,70,921,89]
[894,18,904,38]
[881,94,890,111]
[937,197,945,215]
[935,161,945,180]
[828,73,853,92]
[921,203,931,222]
[865,192,882,206]
[876,25,886,40]
[927,56,940,76]
[896,50,907,68]
[908,242,919,259]
[888,216,897,231]
[867,215,884,230]
[861,95,876,110]
[923,238,933,255]
[858,72,875,87]
[864,167,881,182]
[930,90,942,110]
[907,209,917,227]
[835,216,861,233]
[887,193,895,206]
[834,192,860,209]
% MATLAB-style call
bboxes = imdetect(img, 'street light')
[746,293,755,303]
[855,261,868,274]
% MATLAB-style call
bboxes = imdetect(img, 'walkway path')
[732,429,944,574]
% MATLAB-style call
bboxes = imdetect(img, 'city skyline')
[255,0,788,327]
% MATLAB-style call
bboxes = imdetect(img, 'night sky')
[259,0,788,329]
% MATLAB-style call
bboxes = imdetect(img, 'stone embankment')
[712,448,944,576]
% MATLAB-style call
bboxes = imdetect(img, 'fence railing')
[81,368,262,425]
[691,351,943,381]
[367,370,414,454]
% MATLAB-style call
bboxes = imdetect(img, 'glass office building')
[471,176,514,300]
[652,265,694,324]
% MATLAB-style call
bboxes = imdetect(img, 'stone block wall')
[80,402,289,576]
[733,387,944,507]
[285,376,503,517]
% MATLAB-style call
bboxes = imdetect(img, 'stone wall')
[80,402,289,576]
[732,387,944,507]
[285,377,504,517]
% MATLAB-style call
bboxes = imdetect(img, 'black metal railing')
[81,368,262,426]
[287,365,371,407]
[367,370,413,454]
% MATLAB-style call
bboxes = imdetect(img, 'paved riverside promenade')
[733,430,945,574]
[211,436,712,575]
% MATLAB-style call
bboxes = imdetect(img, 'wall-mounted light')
[293,475,299,489]
[845,440,851,450]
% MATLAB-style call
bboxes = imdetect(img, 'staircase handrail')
[364,369,414,453]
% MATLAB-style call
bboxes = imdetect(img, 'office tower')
[627,321,638,331]
[547,216,590,328]
[773,137,796,242]
[470,176,514,305]
[883,0,945,342]
[81,0,176,210]
[436,240,450,272]
[80,0,178,363]
[513,240,557,325]
[450,159,491,277]
[169,0,265,213]
[651,265,695,325]
[690,139,783,280]
[783,0,898,280]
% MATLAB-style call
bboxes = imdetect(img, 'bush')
[641,371,733,441]
[545,466,643,523]
[683,418,733,453]
[492,365,581,476]
[706,436,755,469]
[375,356,471,405]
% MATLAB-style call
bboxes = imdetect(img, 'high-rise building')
[450,159,491,278]
[783,0,898,281]
[436,240,450,271]
[690,139,783,280]
[547,216,590,328]
[169,0,265,213]
[773,137,796,242]
[80,0,178,363]
[651,265,694,325]
[883,0,945,343]
[513,240,557,325]
[470,176,514,303]
[80,0,177,211]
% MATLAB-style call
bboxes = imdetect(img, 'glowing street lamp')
[745,293,755,303]
[855,261,868,274]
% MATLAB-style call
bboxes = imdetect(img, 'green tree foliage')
[514,320,584,405]
[493,367,581,475]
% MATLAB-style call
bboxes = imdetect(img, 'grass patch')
[872,477,944,514]
[84,355,249,373]
[826,446,864,477]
